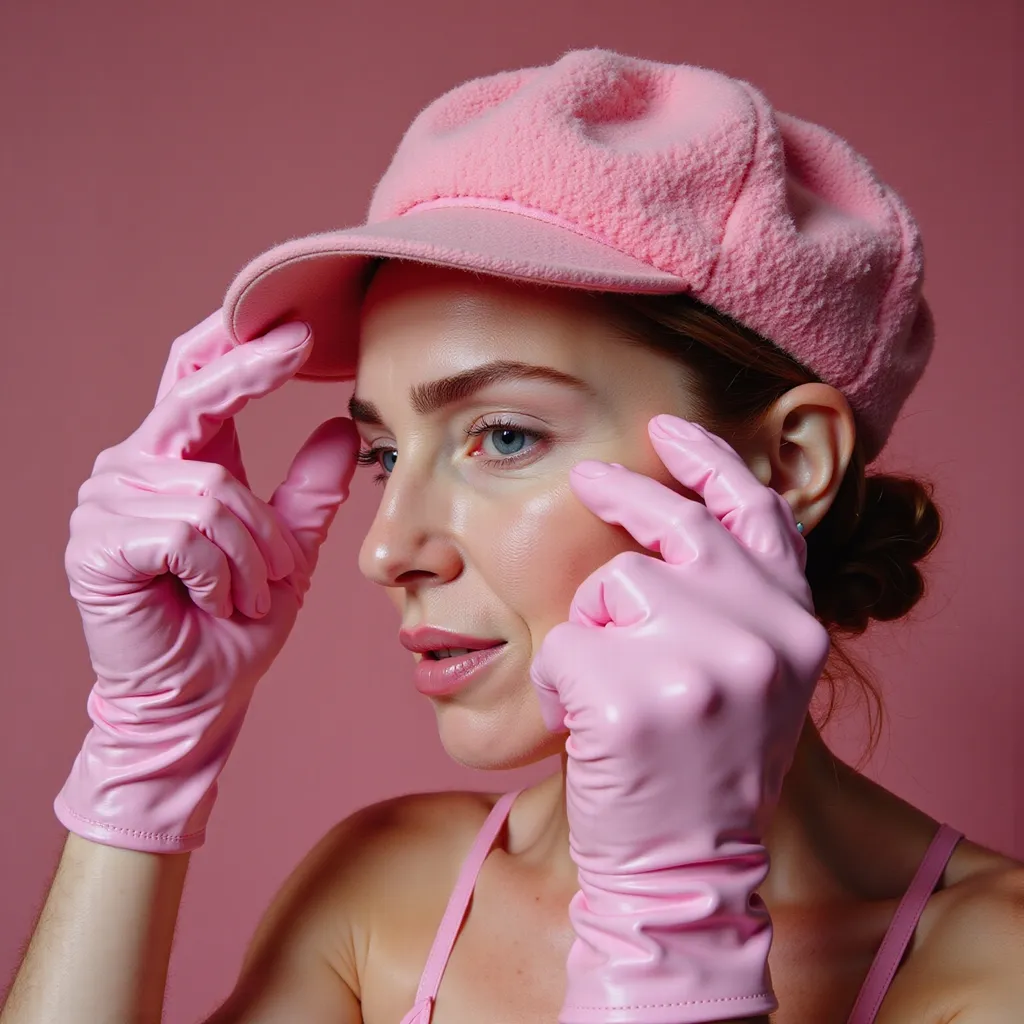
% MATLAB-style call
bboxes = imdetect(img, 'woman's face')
[353,260,705,769]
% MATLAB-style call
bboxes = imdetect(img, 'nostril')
[395,569,438,585]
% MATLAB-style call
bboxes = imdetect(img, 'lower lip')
[413,644,507,697]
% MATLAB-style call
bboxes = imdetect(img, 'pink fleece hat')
[223,48,933,462]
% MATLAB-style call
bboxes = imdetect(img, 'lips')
[399,626,508,696]
[411,643,508,698]
[399,626,506,658]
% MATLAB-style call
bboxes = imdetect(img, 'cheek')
[475,481,643,645]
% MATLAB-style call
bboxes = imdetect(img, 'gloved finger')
[567,549,678,629]
[107,494,272,619]
[648,415,806,570]
[267,417,360,593]
[197,418,250,490]
[529,619,589,732]
[130,321,312,460]
[153,316,251,485]
[530,619,629,732]
[154,311,231,405]
[66,510,232,619]
[531,667,569,734]
[568,461,727,567]
[81,457,295,582]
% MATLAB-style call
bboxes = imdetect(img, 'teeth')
[431,647,474,660]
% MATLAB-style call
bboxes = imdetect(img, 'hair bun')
[807,473,942,634]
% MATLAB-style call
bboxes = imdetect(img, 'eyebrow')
[348,359,596,425]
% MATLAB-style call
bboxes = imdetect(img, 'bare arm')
[200,816,364,1023]
[1,833,189,1024]
[2,821,363,1024]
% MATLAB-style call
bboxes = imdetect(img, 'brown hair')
[593,290,943,760]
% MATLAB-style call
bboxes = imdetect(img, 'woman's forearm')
[1,832,190,1024]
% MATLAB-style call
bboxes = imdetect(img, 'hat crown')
[366,48,933,462]
[369,51,754,288]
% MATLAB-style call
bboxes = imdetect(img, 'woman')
[3,49,1021,1024]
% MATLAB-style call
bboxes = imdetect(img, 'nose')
[357,464,464,590]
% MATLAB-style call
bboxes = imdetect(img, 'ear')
[740,383,856,534]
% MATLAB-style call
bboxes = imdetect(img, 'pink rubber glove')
[54,311,359,854]
[531,414,831,1024]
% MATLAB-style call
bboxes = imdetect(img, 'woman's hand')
[54,312,360,853]
[530,414,831,1024]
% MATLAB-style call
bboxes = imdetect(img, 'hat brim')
[222,205,689,381]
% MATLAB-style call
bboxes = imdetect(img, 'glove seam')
[564,992,774,1009]
[55,800,205,842]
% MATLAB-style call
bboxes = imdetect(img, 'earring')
[796,521,805,534]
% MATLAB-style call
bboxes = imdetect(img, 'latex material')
[531,414,831,1024]
[54,312,359,853]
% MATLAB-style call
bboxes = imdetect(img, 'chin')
[432,701,565,770]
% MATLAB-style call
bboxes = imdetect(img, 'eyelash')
[356,416,548,486]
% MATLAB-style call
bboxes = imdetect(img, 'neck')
[759,716,859,905]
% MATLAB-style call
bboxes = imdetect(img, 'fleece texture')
[224,48,933,463]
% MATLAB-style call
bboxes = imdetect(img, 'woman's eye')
[357,422,544,485]
[482,427,535,458]
[355,446,396,481]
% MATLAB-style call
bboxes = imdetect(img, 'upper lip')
[399,626,505,654]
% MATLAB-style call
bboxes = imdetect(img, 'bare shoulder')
[292,787,500,907]
[928,857,1024,991]
[322,788,500,886]
[210,790,496,1020]
[255,790,499,985]
[895,849,1024,1022]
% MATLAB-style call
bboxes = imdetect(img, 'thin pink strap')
[412,789,522,1005]
[846,823,963,1024]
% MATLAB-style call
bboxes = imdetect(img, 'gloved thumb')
[268,417,360,598]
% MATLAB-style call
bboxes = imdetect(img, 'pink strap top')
[400,790,522,1024]
[846,821,963,1023]
[399,791,962,1024]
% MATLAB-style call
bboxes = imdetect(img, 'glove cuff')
[54,783,212,854]
[560,855,776,1024]
[52,691,246,852]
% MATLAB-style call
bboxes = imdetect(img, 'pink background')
[1,1,1020,1018]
